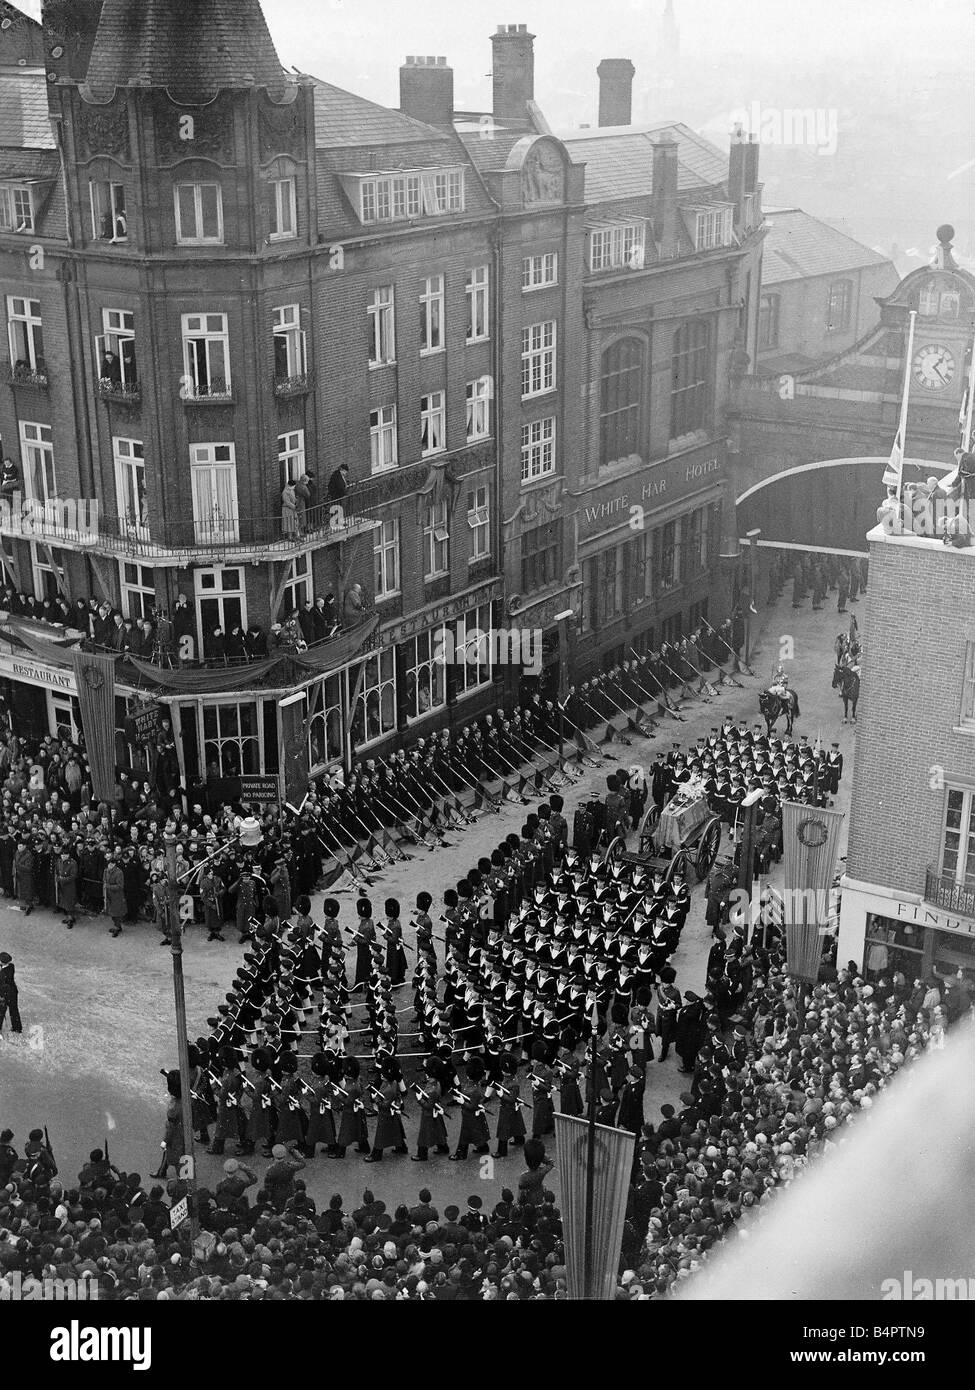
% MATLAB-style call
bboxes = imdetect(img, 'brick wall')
[846,533,975,898]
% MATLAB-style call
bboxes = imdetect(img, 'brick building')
[0,3,767,789]
[0,0,509,786]
[838,519,975,988]
[457,46,765,689]
[559,112,764,675]
[755,208,899,375]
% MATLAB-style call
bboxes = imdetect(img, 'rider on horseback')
[770,665,790,697]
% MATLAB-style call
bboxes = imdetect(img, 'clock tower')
[882,225,975,418]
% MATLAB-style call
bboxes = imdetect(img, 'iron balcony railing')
[1,361,49,390]
[0,498,379,560]
[924,866,975,919]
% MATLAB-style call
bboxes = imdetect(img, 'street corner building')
[837,304,975,982]
[0,0,765,794]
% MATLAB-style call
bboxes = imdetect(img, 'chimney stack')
[597,58,635,127]
[729,130,759,232]
[743,135,759,194]
[399,55,454,127]
[491,23,535,121]
[651,138,679,257]
[728,128,747,207]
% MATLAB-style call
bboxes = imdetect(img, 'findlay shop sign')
[580,451,723,529]
[894,899,975,938]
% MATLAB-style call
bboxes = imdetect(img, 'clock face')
[913,343,955,390]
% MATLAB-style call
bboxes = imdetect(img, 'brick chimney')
[743,135,759,193]
[651,137,679,257]
[728,128,747,207]
[729,129,759,232]
[597,58,635,127]
[399,55,454,127]
[491,23,535,121]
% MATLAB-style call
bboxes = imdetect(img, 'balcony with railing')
[924,865,975,919]
[1,360,49,390]
[0,496,380,564]
[98,378,141,406]
[180,381,234,405]
[273,368,314,400]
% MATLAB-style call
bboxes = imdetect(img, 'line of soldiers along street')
[158,716,844,1171]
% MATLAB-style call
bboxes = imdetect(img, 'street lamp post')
[582,998,599,1300]
[164,828,198,1243]
[163,815,264,1246]
[744,528,761,667]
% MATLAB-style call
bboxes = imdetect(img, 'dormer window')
[589,221,646,273]
[352,168,465,225]
[691,204,734,252]
[0,183,34,234]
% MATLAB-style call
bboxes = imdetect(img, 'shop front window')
[202,701,260,777]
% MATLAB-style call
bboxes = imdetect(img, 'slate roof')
[762,208,893,285]
[0,70,54,149]
[309,76,452,150]
[555,122,728,203]
[0,2,45,70]
[85,0,288,101]
[455,117,537,174]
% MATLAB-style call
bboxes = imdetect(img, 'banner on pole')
[553,1113,635,1300]
[70,649,117,804]
[780,801,845,982]
[279,691,309,810]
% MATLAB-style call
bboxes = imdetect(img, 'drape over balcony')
[127,616,380,693]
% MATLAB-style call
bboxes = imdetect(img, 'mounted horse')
[759,684,800,735]
[833,663,860,723]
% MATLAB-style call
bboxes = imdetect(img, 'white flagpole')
[962,324,975,454]
[892,309,918,496]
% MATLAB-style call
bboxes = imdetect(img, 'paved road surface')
[0,582,861,1215]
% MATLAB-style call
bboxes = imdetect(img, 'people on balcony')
[0,457,20,503]
[1,572,354,675]
[279,610,307,654]
[327,464,349,502]
[281,481,299,538]
[297,600,317,646]
[99,348,122,387]
[244,623,267,660]
[226,625,249,664]
[293,470,318,531]
[343,582,365,626]
[315,593,339,640]
[207,626,227,665]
